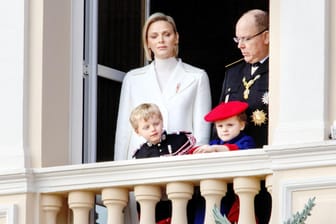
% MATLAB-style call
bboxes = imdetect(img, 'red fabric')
[226,144,239,151]
[204,101,248,122]
[227,198,240,223]
[227,197,259,224]
[188,144,238,153]
[187,146,200,154]
[156,217,171,224]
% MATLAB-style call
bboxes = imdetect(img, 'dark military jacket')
[219,58,269,148]
[132,131,196,159]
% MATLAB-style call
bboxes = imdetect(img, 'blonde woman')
[115,12,211,161]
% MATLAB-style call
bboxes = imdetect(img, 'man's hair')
[129,103,163,130]
[142,12,179,61]
[243,9,269,31]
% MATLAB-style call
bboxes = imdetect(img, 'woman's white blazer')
[114,59,212,160]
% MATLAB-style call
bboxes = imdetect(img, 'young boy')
[130,103,196,158]
[191,101,255,154]
[129,103,196,224]
[191,101,256,224]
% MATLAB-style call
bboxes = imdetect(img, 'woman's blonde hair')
[129,103,163,130]
[142,12,179,61]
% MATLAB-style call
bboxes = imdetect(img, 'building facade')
[0,0,336,223]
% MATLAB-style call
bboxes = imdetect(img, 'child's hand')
[192,145,229,153]
[192,145,213,153]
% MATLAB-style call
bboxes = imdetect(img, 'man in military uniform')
[219,9,271,224]
[220,9,269,148]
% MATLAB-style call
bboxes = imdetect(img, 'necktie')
[252,62,261,68]
[251,62,260,75]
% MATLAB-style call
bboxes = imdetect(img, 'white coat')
[114,59,212,160]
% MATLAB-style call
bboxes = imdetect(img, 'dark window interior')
[98,0,143,71]
[96,77,121,162]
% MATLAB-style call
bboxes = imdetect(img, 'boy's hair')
[129,103,163,130]
[237,112,247,123]
[214,112,247,125]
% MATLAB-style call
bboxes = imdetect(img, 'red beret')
[204,101,248,122]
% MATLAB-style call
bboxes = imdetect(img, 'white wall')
[270,0,329,145]
[0,1,26,168]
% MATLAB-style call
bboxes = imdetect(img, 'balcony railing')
[4,141,336,224]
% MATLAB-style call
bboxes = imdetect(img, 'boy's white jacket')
[114,59,212,160]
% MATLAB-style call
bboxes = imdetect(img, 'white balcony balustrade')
[29,142,336,223]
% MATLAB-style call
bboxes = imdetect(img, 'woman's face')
[147,20,179,60]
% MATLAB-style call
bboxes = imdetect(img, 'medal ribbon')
[242,74,261,99]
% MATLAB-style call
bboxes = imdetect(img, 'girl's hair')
[142,12,179,61]
[129,103,163,130]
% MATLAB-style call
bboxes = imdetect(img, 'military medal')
[251,109,267,126]
[242,74,261,99]
[262,91,269,105]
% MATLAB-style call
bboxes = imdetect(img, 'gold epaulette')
[225,58,244,68]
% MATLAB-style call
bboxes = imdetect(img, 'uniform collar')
[218,132,245,145]
[146,131,167,147]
